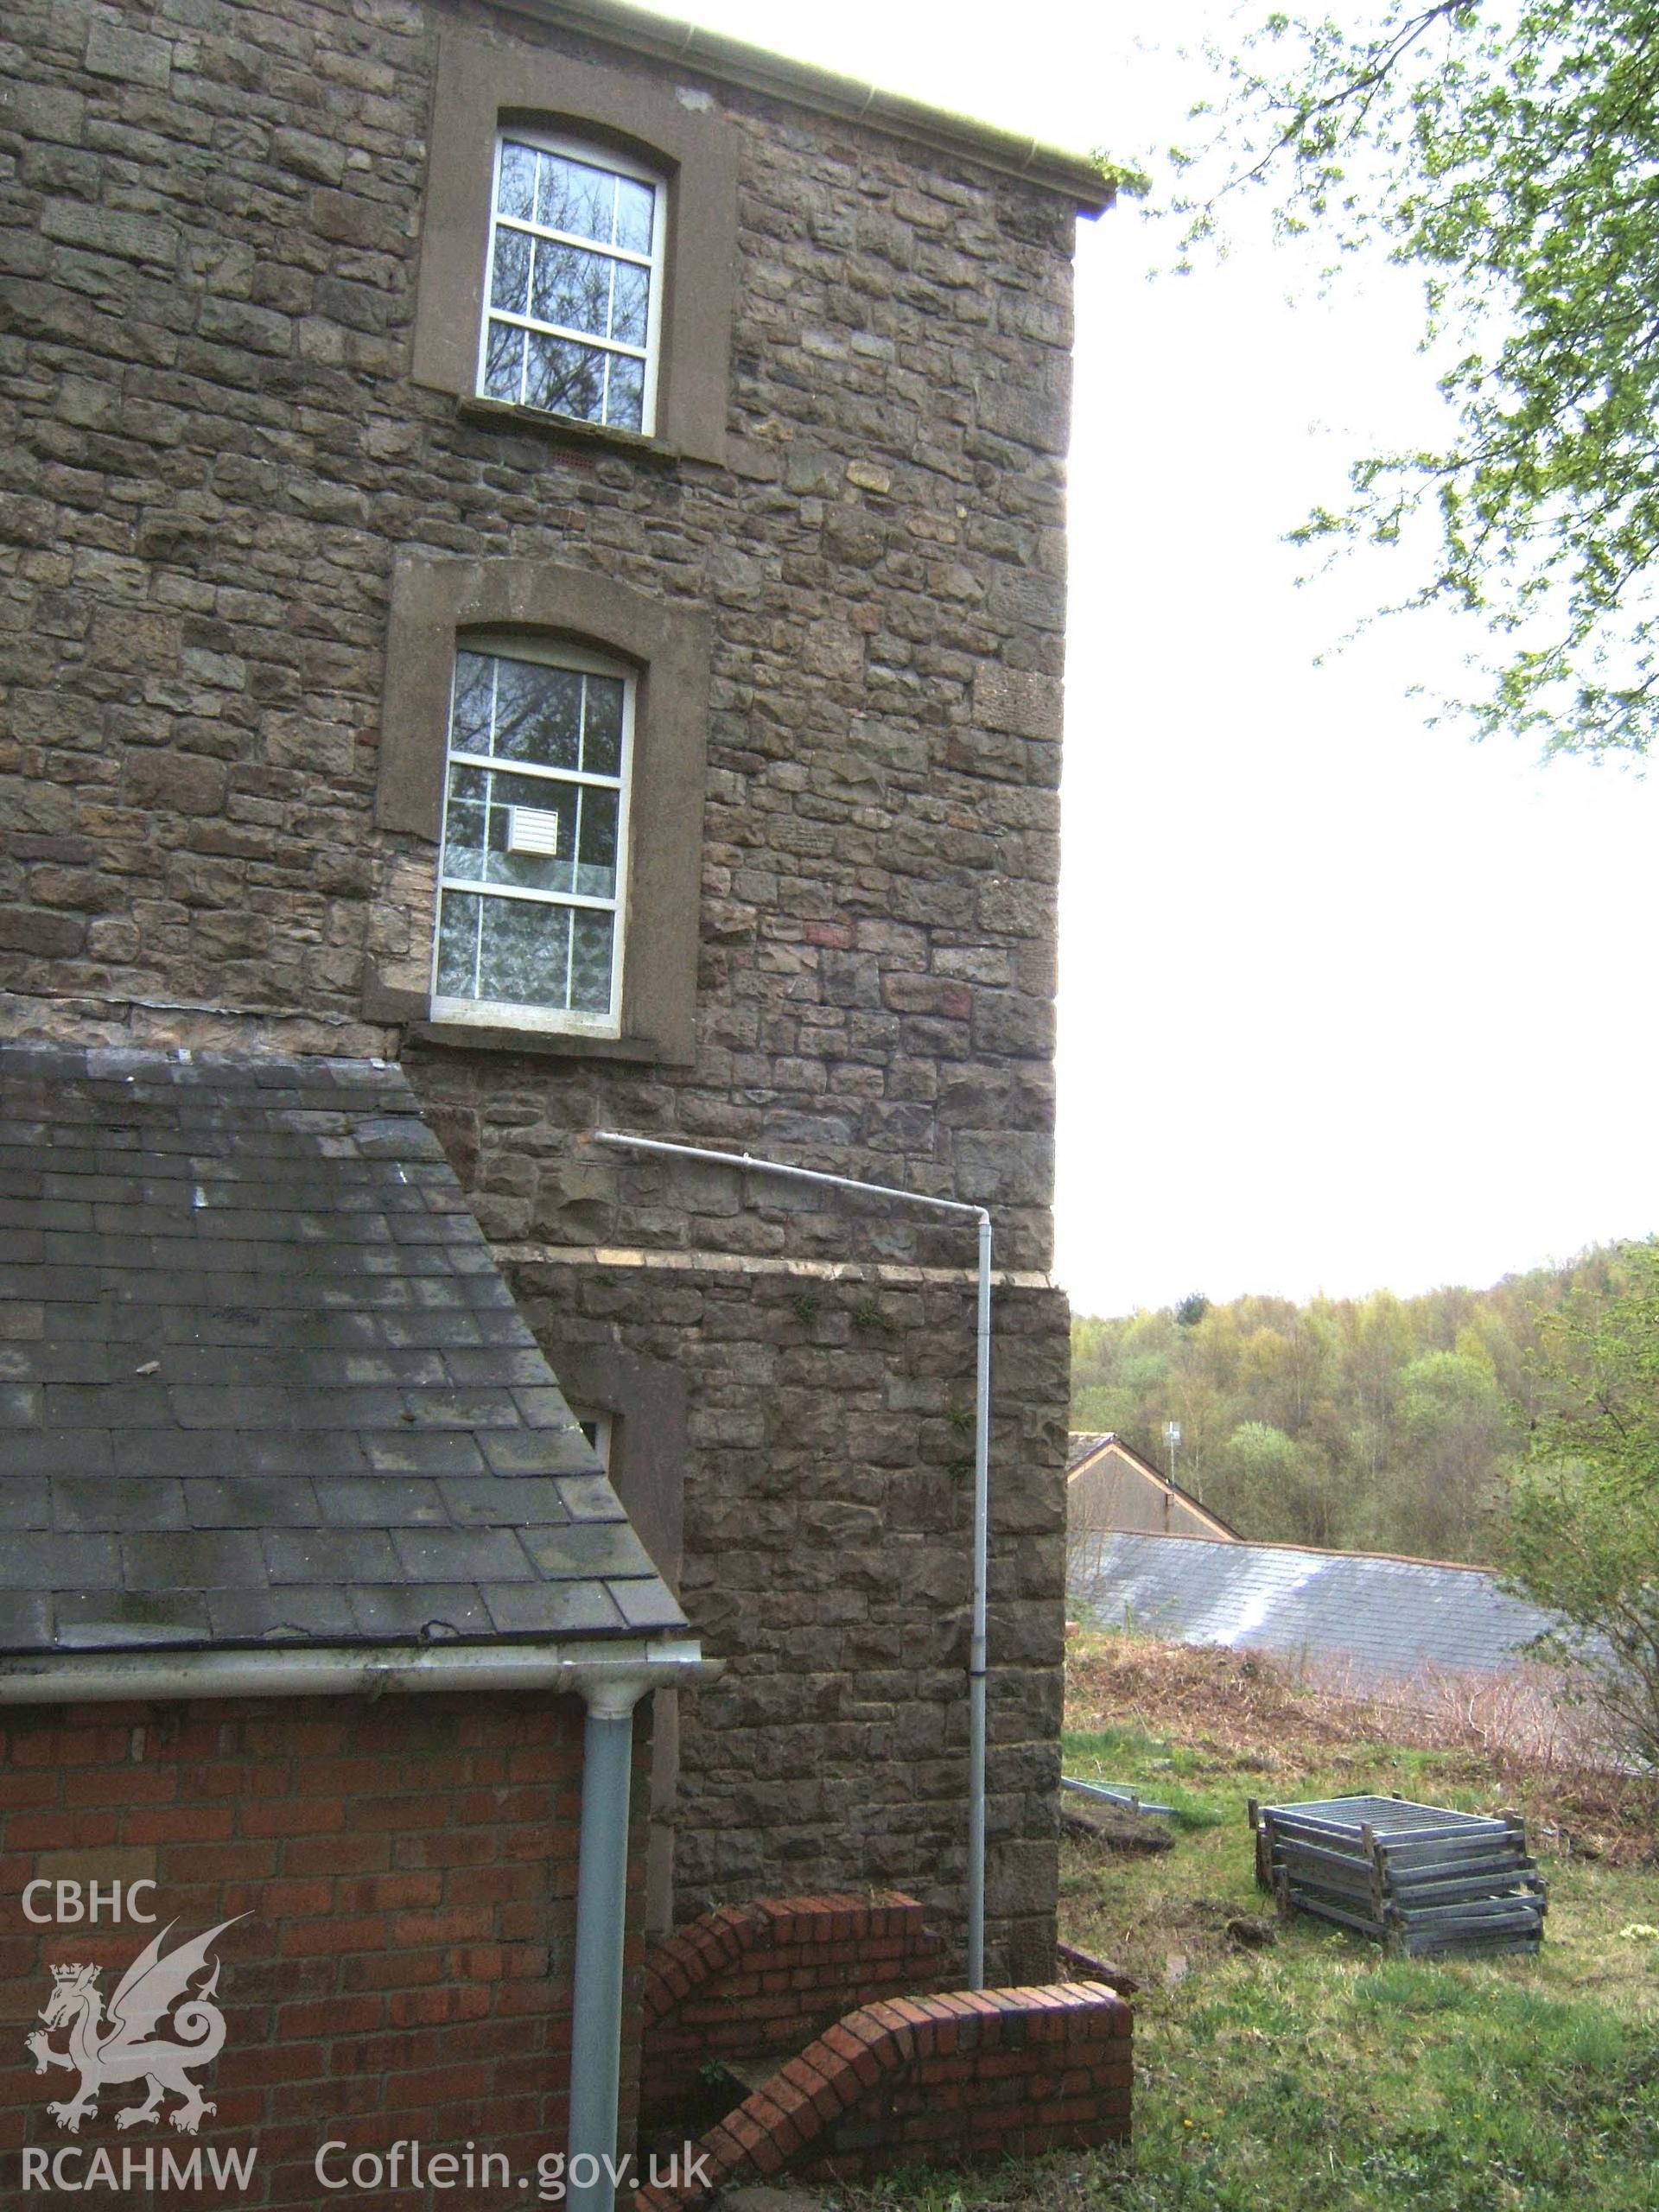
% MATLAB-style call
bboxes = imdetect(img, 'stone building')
[1,0,1109,2017]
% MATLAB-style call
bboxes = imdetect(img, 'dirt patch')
[1066,1632,1657,1865]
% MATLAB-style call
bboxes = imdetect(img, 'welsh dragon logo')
[26,1916,245,2137]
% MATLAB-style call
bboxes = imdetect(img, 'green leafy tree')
[1343,1289,1416,1482]
[1392,1349,1517,1556]
[1068,1252,1638,1557]
[1192,0,1659,758]
[1238,1309,1337,1437]
[1505,1239,1659,1759]
[1208,1419,1345,1545]
[1071,1383,1140,1433]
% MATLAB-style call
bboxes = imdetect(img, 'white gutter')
[594,1128,995,1991]
[0,1635,716,1703]
[493,0,1116,210]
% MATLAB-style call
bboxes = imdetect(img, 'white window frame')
[429,634,636,1038]
[477,128,667,439]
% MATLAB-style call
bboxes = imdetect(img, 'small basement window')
[431,640,634,1033]
[480,132,664,436]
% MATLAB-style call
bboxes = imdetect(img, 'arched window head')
[479,131,665,436]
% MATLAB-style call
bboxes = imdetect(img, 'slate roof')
[1069,1529,1560,1690]
[0,1039,686,1656]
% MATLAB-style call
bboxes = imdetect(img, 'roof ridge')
[1101,1528,1509,1577]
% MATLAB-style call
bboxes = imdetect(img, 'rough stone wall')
[2,0,1081,1976]
[510,1254,1070,1986]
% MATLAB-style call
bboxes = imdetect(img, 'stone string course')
[3,0,1081,1976]
[510,1255,1070,1984]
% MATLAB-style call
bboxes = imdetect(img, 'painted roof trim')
[493,0,1117,210]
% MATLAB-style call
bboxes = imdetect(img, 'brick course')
[639,1890,940,2129]
[0,1693,640,2209]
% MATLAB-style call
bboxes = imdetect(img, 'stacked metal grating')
[1250,1794,1547,1957]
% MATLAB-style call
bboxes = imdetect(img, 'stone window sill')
[407,1019,683,1067]
[454,396,682,470]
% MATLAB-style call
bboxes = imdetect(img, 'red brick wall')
[636,1980,1133,2207]
[0,1692,639,2209]
[640,1892,940,2128]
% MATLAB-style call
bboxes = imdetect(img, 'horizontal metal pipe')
[593,1130,988,1221]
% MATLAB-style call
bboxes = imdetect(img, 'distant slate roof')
[1069,1529,1560,1689]
[0,1040,685,1656]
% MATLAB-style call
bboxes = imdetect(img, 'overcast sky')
[672,0,1659,1315]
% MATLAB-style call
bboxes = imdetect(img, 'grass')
[840,1633,1659,2212]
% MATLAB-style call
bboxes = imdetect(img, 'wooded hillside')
[1071,1249,1637,1564]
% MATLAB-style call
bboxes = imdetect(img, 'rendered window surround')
[371,556,712,1066]
[413,18,737,467]
[572,1408,614,1470]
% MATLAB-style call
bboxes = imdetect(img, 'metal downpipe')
[567,1676,647,2212]
[968,1209,991,1990]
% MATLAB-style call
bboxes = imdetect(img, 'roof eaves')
[493,0,1117,212]
[0,1635,718,1705]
